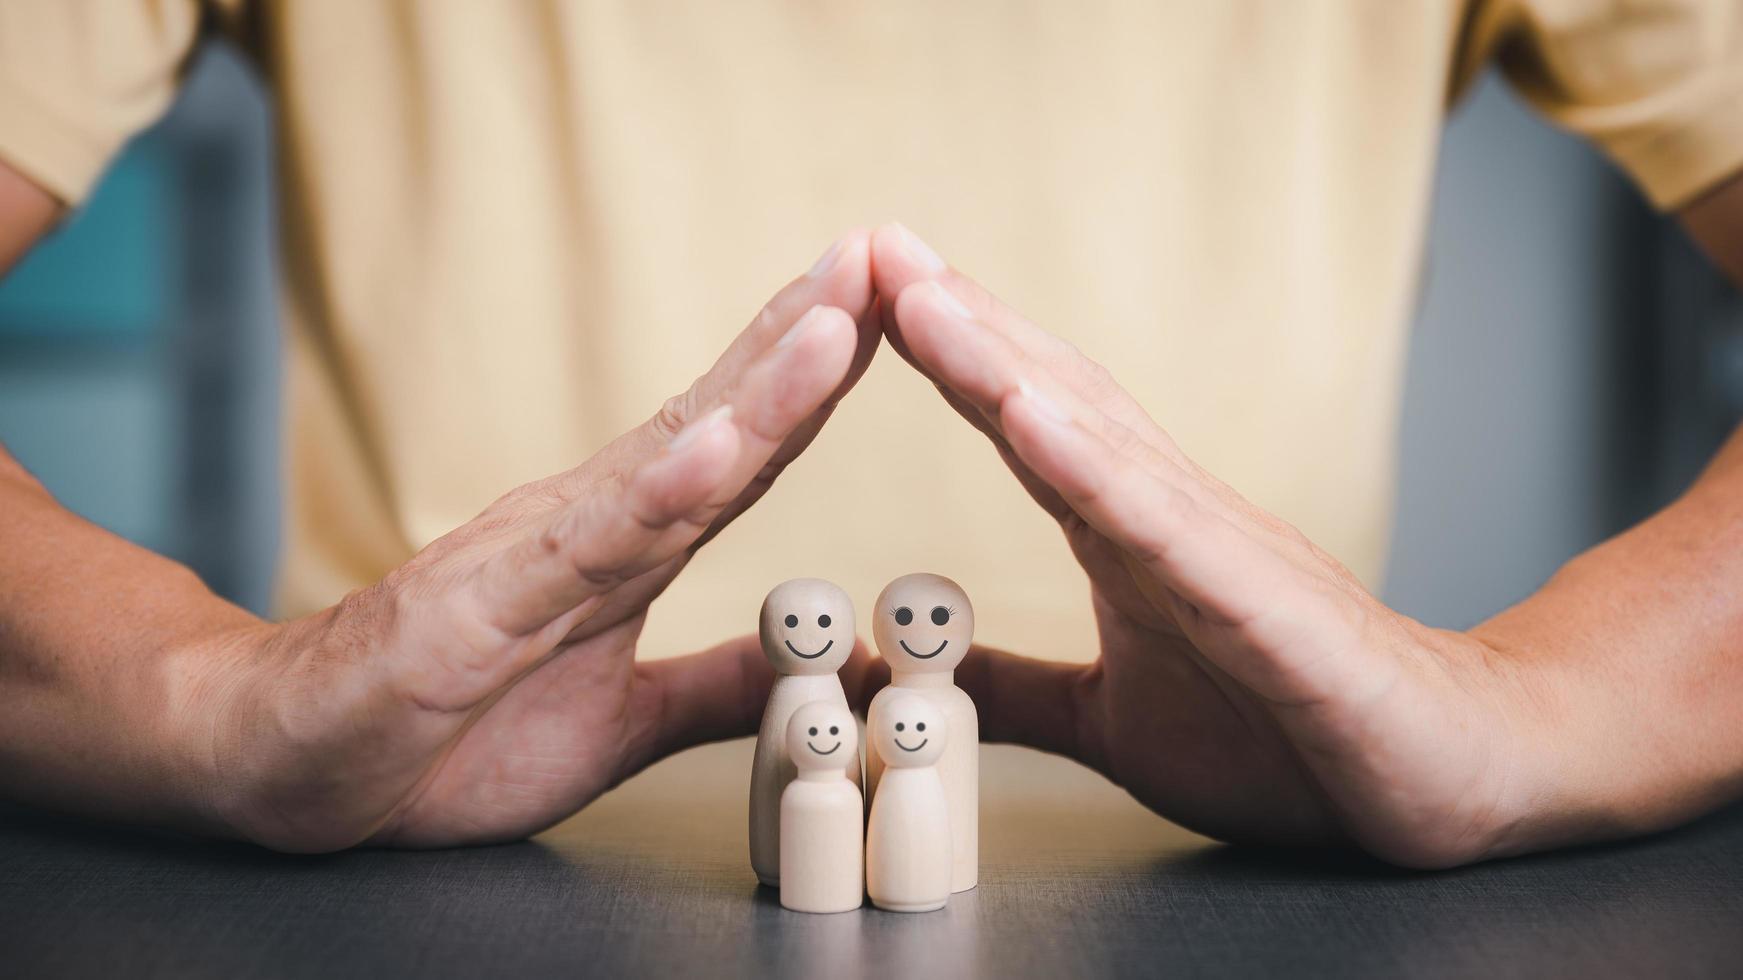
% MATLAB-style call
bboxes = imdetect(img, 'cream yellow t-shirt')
[3,1,1741,663]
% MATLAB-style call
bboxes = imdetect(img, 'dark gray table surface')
[4,740,1741,979]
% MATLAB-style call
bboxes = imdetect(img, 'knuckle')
[651,390,695,441]
[534,517,568,560]
[552,496,635,588]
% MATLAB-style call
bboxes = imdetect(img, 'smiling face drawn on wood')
[873,573,973,674]
[786,700,859,772]
[760,578,856,676]
[872,692,946,769]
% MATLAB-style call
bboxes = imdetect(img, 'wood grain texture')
[3,741,1742,979]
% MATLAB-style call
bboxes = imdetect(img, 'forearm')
[0,158,60,275]
[0,447,269,833]
[1474,424,1743,848]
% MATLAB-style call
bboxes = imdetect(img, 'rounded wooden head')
[871,692,946,768]
[786,701,858,772]
[760,578,855,676]
[872,573,973,673]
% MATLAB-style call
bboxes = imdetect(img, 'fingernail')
[806,238,843,279]
[775,305,824,349]
[668,404,733,452]
[894,222,947,274]
[927,280,974,320]
[1017,379,1072,425]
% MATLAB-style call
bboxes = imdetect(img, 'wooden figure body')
[750,578,860,886]
[866,692,951,913]
[779,701,864,913]
[867,573,978,893]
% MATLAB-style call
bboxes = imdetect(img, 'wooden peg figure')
[866,573,978,892]
[779,701,864,913]
[750,578,861,886]
[865,692,951,913]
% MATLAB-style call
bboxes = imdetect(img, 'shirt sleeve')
[0,0,204,205]
[1460,0,1743,211]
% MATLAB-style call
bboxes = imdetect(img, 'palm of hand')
[867,225,1524,867]
[1081,558,1515,865]
[373,612,666,846]
[1084,593,1343,848]
[223,235,878,852]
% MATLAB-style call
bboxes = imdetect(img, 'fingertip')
[1011,377,1074,427]
[889,277,945,339]
[779,304,858,378]
[837,224,875,257]
[642,407,741,511]
[999,381,1094,492]
[733,304,860,445]
[870,292,924,370]
[900,278,974,323]
[888,280,1008,401]
[806,229,875,319]
[871,221,947,297]
[808,302,859,337]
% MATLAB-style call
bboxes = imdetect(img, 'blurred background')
[1,42,1739,627]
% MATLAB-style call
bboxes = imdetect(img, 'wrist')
[165,619,289,842]
[1364,618,1546,865]
[1463,609,1661,859]
[197,595,425,853]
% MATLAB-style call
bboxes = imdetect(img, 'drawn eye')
[784,614,798,628]
[930,606,950,626]
[817,614,832,628]
[895,722,906,732]
[916,722,927,732]
[808,727,818,736]
[894,607,913,626]
[829,726,839,735]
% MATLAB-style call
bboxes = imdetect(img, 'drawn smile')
[894,738,929,753]
[807,741,841,755]
[784,638,834,659]
[898,639,948,659]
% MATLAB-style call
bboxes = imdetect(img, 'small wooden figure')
[866,573,979,893]
[865,692,951,913]
[779,701,864,914]
[750,578,861,886]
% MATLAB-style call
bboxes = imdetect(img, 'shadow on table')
[745,878,986,978]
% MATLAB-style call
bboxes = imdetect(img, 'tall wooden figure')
[780,701,864,913]
[750,578,860,886]
[867,573,977,892]
[866,692,951,912]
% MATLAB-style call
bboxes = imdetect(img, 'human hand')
[867,224,1543,868]
[205,233,880,851]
